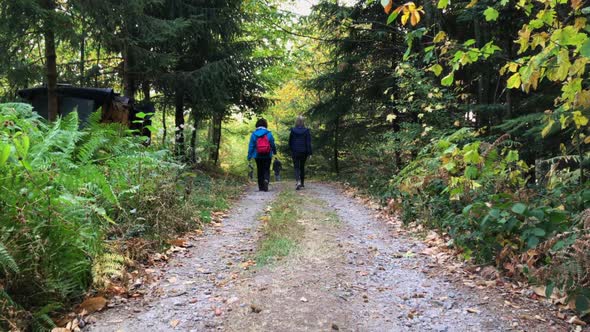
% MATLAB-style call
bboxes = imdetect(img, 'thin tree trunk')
[190,115,198,163]
[43,0,58,121]
[214,114,222,165]
[175,88,185,157]
[208,113,222,164]
[95,44,100,86]
[80,20,85,86]
[123,43,135,99]
[142,81,150,102]
[162,106,167,146]
[333,114,340,176]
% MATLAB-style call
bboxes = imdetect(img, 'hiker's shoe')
[296,181,302,190]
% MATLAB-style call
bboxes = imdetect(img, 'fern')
[92,252,126,290]
[0,242,18,274]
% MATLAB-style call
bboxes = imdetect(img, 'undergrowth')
[0,103,243,331]
[344,127,590,316]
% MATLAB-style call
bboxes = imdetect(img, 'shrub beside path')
[87,183,571,332]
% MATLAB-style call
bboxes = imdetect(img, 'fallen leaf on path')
[51,329,70,332]
[300,297,308,302]
[167,239,187,247]
[532,286,546,297]
[465,308,480,314]
[214,307,222,316]
[170,319,180,327]
[568,316,587,326]
[168,277,177,283]
[78,296,107,315]
[152,253,168,261]
[241,260,256,270]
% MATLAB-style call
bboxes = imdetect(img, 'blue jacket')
[248,127,277,160]
[289,127,312,156]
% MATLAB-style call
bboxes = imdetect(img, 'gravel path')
[87,182,568,332]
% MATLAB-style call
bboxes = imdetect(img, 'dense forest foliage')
[1,0,590,329]
[293,0,590,318]
[0,0,294,330]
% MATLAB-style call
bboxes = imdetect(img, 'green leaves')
[483,7,499,21]
[0,143,10,166]
[387,11,400,24]
[437,0,449,9]
[429,64,443,76]
[441,72,454,86]
[575,293,590,315]
[511,203,527,214]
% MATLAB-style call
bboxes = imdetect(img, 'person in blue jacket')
[289,116,312,190]
[247,118,277,191]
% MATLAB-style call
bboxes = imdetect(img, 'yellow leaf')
[530,70,541,91]
[573,111,589,128]
[574,17,587,30]
[433,31,447,43]
[401,11,410,25]
[509,62,519,73]
[466,0,478,8]
[517,26,531,54]
[507,73,522,89]
[541,119,555,137]
[411,10,421,26]
[569,57,588,77]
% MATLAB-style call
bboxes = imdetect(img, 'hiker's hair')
[295,115,305,128]
[255,118,268,128]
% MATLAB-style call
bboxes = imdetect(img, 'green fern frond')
[0,242,19,274]
[92,252,126,289]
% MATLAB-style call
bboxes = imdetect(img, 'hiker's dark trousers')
[292,153,308,186]
[255,158,271,191]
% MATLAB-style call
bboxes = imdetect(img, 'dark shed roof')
[17,86,116,105]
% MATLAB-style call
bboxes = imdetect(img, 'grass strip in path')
[255,190,305,266]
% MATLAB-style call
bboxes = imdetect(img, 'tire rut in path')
[88,186,279,332]
[88,182,565,332]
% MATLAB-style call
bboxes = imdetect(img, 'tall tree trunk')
[43,0,58,121]
[174,87,185,157]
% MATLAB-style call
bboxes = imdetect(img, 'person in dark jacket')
[273,158,283,182]
[247,118,277,191]
[289,116,312,190]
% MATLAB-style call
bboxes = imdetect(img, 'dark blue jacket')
[248,127,277,160]
[289,127,312,156]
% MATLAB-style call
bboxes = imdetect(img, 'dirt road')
[87,183,568,332]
